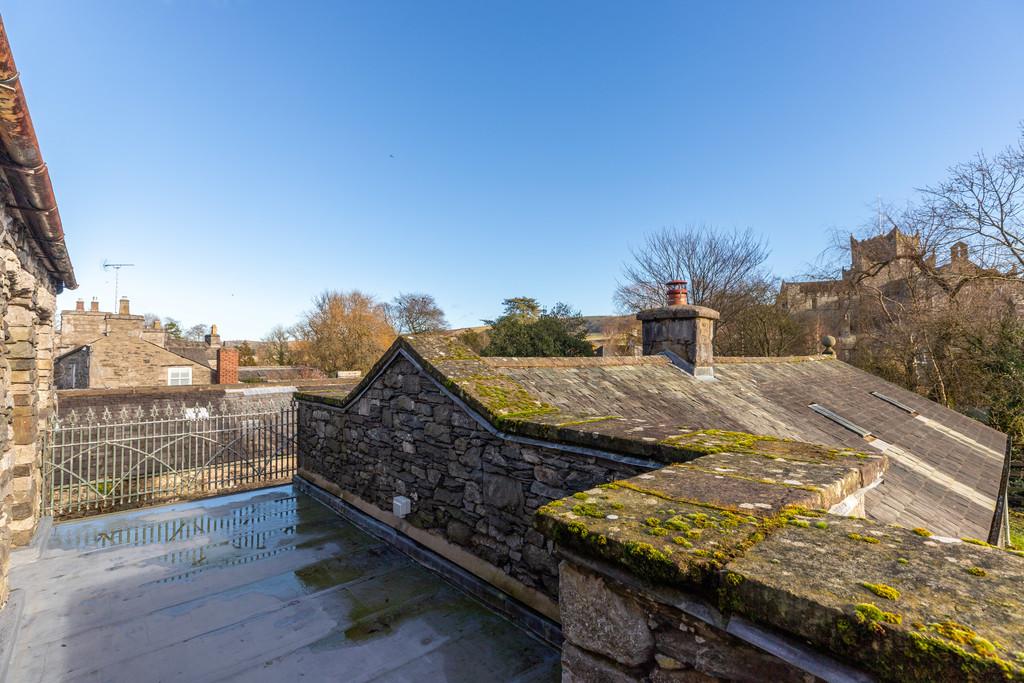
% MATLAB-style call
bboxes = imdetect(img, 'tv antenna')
[102,260,135,310]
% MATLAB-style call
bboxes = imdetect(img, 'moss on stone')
[966,566,987,577]
[572,503,604,518]
[861,582,901,601]
[555,415,622,427]
[848,532,881,544]
[912,527,932,537]
[854,602,902,628]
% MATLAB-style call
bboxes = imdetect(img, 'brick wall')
[217,347,238,384]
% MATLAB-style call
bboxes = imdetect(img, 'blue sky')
[4,2,1024,338]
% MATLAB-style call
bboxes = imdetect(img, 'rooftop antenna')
[102,260,135,310]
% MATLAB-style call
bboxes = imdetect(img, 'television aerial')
[102,260,135,310]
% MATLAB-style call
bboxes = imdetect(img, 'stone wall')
[297,355,645,600]
[558,559,820,682]
[81,336,214,389]
[0,204,60,606]
[540,454,1024,681]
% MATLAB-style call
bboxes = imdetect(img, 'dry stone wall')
[0,204,60,605]
[297,355,645,599]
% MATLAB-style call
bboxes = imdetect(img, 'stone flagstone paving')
[7,485,560,682]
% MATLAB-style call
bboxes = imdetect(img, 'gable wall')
[297,355,644,601]
[87,337,214,389]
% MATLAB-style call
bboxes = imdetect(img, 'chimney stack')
[75,299,85,311]
[205,323,222,348]
[636,281,719,378]
[90,297,100,312]
[118,297,130,315]
[217,346,238,384]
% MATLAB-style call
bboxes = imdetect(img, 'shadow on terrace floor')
[8,485,559,682]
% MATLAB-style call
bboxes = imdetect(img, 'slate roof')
[165,341,217,368]
[300,334,1007,541]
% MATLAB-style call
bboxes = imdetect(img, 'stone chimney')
[90,297,100,312]
[636,281,720,378]
[75,298,84,311]
[205,323,222,348]
[217,346,238,384]
[118,297,130,315]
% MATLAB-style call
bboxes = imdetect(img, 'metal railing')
[43,401,298,518]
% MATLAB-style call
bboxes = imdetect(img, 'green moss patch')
[861,582,901,601]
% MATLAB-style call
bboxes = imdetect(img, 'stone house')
[54,297,234,389]
[0,18,77,606]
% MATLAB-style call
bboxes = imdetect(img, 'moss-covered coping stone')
[295,334,876,469]
[538,456,1024,682]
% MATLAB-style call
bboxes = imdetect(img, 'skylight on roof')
[808,403,874,439]
[869,391,919,416]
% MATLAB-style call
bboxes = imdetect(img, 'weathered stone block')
[560,562,654,667]
[562,643,645,683]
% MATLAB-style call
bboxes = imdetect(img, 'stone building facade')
[55,298,223,389]
[0,16,78,607]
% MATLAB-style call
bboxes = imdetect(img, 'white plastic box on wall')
[393,495,411,518]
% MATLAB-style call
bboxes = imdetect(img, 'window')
[167,367,193,386]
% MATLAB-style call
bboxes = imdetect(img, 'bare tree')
[924,128,1024,276]
[261,324,294,366]
[615,225,779,351]
[384,293,449,335]
[185,323,209,342]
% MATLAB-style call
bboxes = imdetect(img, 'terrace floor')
[6,485,560,682]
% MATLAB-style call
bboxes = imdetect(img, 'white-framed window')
[167,366,193,386]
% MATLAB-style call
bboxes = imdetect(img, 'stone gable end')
[298,354,644,600]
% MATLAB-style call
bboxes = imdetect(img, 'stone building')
[0,19,77,606]
[779,227,1024,358]
[54,297,234,389]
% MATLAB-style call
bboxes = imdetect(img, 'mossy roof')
[538,465,1024,682]
[296,332,1005,539]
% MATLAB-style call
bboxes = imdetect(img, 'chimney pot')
[665,280,688,306]
[118,297,130,316]
[75,299,85,311]
[90,297,100,312]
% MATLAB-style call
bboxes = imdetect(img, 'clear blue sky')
[4,2,1024,338]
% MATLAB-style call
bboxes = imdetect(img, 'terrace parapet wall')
[538,452,1024,682]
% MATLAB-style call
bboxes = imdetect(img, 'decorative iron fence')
[43,401,298,518]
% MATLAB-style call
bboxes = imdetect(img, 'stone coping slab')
[538,457,1024,682]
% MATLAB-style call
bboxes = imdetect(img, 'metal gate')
[43,401,298,518]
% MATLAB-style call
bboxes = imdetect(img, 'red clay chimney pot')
[666,280,688,306]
